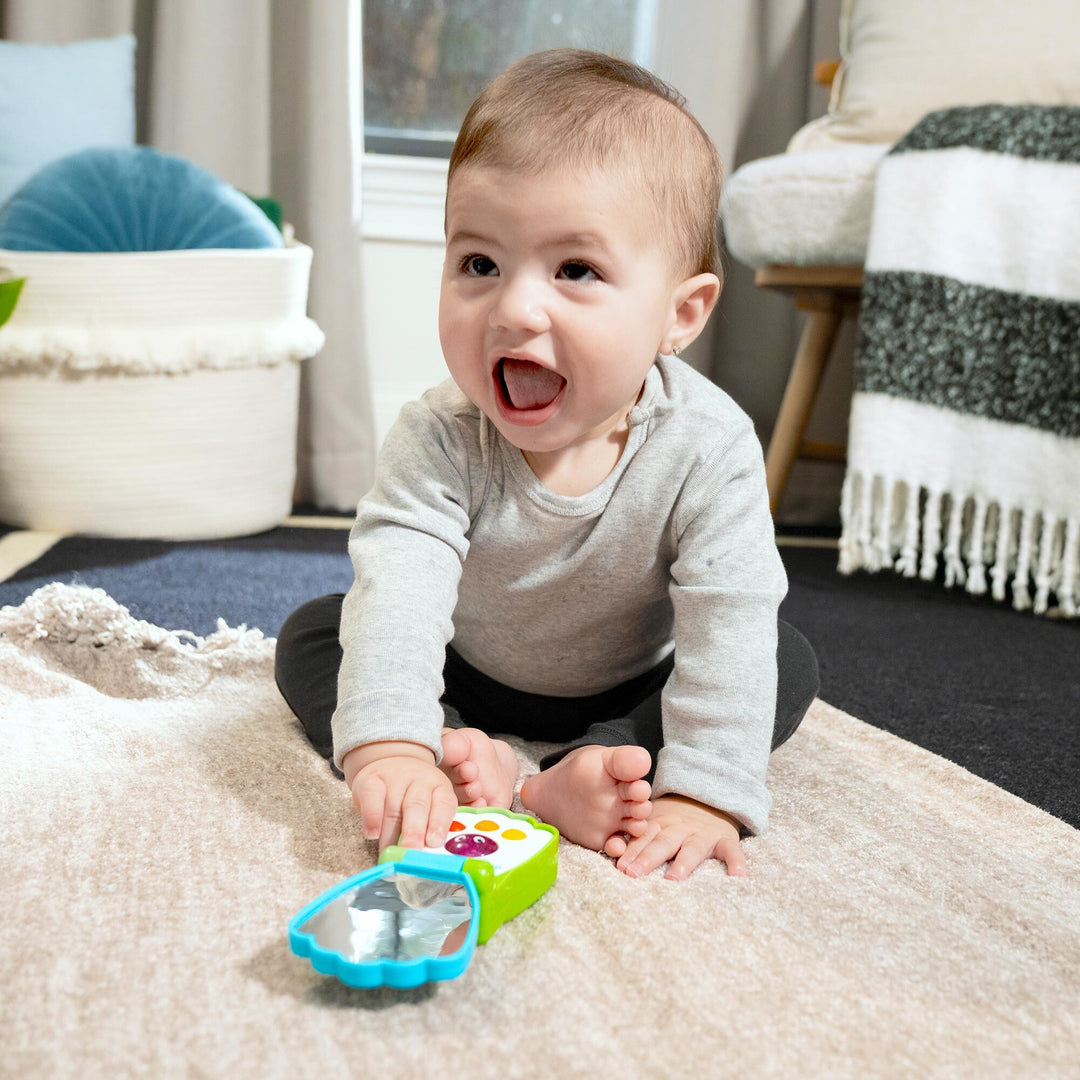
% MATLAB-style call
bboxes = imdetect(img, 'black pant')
[274,594,819,782]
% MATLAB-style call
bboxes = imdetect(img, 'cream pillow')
[791,0,1080,152]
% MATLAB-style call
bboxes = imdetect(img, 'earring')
[671,344,682,357]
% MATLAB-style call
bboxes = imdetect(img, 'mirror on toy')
[294,869,473,965]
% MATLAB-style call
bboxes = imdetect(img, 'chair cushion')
[0,36,135,208]
[0,146,282,252]
[793,0,1080,152]
[721,144,887,269]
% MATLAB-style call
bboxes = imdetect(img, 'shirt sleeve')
[653,421,788,834]
[331,396,473,770]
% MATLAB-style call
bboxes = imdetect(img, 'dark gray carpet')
[778,544,1079,829]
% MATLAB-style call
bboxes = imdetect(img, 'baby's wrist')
[342,740,437,786]
[657,793,743,833]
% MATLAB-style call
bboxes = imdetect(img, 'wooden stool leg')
[765,308,843,514]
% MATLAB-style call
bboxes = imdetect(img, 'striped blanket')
[840,106,1080,618]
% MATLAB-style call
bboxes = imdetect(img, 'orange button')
[475,819,500,832]
[448,820,466,832]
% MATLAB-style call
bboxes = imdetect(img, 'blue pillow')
[0,35,136,208]
[0,146,284,251]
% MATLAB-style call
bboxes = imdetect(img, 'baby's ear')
[665,272,721,354]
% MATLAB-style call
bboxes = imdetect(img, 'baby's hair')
[447,49,723,282]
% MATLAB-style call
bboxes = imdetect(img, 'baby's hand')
[615,794,746,880]
[342,741,458,852]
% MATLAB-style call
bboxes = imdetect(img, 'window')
[363,0,657,157]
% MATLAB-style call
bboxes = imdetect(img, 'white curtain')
[2,0,376,511]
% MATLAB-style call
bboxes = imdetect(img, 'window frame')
[362,153,448,243]
[360,0,671,243]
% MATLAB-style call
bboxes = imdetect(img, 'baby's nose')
[490,276,550,333]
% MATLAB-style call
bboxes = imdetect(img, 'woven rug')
[3,584,1079,1079]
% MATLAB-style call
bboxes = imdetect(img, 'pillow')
[0,35,136,208]
[0,146,283,251]
[791,0,1080,152]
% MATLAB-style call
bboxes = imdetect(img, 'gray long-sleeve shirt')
[331,356,787,833]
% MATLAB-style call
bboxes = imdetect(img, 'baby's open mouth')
[498,358,566,410]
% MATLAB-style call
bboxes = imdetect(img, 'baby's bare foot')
[519,745,652,857]
[440,728,519,808]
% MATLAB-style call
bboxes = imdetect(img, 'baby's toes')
[623,816,650,837]
[442,772,467,804]
[457,778,486,804]
[617,778,651,804]
[603,833,629,858]
[440,728,472,769]
[607,744,652,784]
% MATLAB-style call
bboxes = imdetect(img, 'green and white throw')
[840,106,1080,617]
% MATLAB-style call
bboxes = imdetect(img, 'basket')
[0,243,323,539]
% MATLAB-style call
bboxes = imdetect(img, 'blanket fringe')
[0,583,275,663]
[839,472,1079,617]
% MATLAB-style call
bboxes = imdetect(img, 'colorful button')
[445,834,498,858]
[448,820,466,832]
[501,829,527,840]
[474,819,500,832]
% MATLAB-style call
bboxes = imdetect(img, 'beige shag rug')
[3,584,1079,1080]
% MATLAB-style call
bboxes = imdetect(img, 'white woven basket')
[0,243,323,539]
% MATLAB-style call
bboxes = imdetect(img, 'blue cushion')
[0,35,136,208]
[0,146,284,251]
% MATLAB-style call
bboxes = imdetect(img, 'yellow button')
[502,828,527,840]
[475,819,500,832]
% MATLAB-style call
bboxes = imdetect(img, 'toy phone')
[289,807,558,989]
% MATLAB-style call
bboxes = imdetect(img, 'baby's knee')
[774,620,819,749]
[274,594,346,760]
[276,595,344,680]
[278,594,344,649]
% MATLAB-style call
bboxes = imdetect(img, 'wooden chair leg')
[765,308,843,514]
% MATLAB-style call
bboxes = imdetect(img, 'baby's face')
[439,164,686,459]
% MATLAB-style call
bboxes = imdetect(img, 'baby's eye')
[461,254,498,277]
[557,261,599,282]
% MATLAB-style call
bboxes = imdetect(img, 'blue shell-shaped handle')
[0,146,283,252]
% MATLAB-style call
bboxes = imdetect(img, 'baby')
[276,49,818,880]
